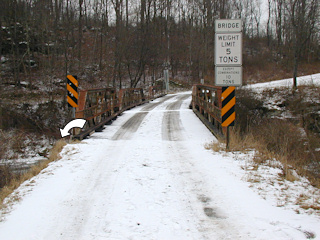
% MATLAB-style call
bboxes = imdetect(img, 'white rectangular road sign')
[215,19,242,33]
[215,33,242,66]
[215,66,242,86]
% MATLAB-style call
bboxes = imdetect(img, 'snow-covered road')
[0,92,319,239]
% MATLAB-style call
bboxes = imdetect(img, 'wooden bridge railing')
[191,84,226,138]
[73,85,166,140]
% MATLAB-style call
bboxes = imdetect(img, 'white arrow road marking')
[60,119,86,137]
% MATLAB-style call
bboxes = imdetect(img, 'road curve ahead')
[0,92,318,240]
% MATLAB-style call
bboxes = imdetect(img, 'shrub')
[228,88,320,187]
[0,165,14,189]
[236,88,266,134]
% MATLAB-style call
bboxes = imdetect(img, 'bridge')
[72,84,227,141]
[1,85,317,239]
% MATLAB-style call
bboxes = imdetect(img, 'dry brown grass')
[206,141,223,152]
[228,130,258,151]
[300,204,320,211]
[213,87,320,188]
[225,121,318,184]
[0,139,67,209]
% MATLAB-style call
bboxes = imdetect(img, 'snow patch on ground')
[218,150,320,216]
[247,73,320,92]
[244,73,320,113]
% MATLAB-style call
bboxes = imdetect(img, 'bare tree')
[267,0,273,46]
[286,0,319,89]
[78,0,83,70]
[111,0,124,88]
[126,0,151,88]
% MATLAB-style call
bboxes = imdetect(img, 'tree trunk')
[0,18,2,85]
[267,0,271,47]
[78,0,83,70]
[293,49,298,90]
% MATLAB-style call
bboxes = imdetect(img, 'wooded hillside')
[0,0,319,89]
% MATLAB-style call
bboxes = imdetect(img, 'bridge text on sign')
[215,19,242,33]
[215,33,242,65]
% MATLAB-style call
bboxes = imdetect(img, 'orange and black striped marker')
[67,75,79,108]
[221,86,235,127]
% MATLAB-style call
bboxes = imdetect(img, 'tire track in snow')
[162,94,190,141]
[112,112,148,140]
[112,95,175,140]
[141,95,175,111]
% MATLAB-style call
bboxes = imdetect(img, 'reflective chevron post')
[221,86,235,150]
[66,75,79,137]
[67,75,79,108]
[221,86,235,127]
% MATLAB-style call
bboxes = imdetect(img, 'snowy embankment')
[246,73,320,92]
[0,92,319,239]
[240,73,320,215]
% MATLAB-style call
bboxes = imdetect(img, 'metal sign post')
[226,126,230,150]
[215,19,242,149]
